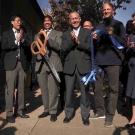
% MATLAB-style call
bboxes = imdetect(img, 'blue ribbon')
[81,28,124,86]
[81,69,96,85]
[81,67,102,86]
[109,36,124,49]
[95,29,124,50]
[81,30,101,86]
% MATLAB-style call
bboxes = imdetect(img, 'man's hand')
[71,31,79,44]
[129,42,135,48]
[16,29,24,43]
[16,33,22,43]
[92,31,100,40]
[107,26,114,35]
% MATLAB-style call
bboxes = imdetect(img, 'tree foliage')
[44,0,131,31]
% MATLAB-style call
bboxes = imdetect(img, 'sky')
[37,0,135,26]
[115,0,135,25]
[37,0,50,10]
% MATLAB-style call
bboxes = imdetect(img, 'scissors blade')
[43,55,61,83]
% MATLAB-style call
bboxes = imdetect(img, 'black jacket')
[95,18,126,66]
[62,27,93,75]
[2,29,32,71]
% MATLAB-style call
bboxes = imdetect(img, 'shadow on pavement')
[0,126,17,135]
[113,126,135,135]
[0,117,8,129]
[24,89,42,114]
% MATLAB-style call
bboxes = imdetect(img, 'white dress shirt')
[44,29,52,37]
[73,26,81,37]
[12,28,21,59]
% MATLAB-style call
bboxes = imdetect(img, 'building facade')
[0,0,44,109]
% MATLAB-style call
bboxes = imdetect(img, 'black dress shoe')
[18,112,30,118]
[6,116,15,123]
[38,112,49,118]
[125,123,135,129]
[63,117,72,123]
[82,118,90,126]
[50,114,57,122]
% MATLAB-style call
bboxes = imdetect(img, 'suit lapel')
[48,29,55,38]
[78,27,83,41]
[9,29,16,41]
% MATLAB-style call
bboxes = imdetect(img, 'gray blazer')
[35,29,63,73]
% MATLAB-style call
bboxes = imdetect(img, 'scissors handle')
[31,41,40,55]
[30,30,61,83]
[31,32,47,56]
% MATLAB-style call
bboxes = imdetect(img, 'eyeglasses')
[14,19,23,24]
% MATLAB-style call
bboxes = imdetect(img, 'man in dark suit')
[2,15,31,123]
[91,2,126,127]
[35,15,63,122]
[62,11,93,126]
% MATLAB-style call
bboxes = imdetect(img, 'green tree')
[44,0,131,31]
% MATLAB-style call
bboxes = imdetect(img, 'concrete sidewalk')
[0,89,134,135]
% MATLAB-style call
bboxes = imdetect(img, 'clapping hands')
[16,29,24,42]
[71,31,79,44]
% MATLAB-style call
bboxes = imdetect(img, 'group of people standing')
[1,1,135,129]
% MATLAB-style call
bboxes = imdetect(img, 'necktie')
[45,30,49,36]
[46,31,48,35]
[15,29,21,59]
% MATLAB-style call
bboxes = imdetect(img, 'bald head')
[69,11,81,29]
[69,12,80,19]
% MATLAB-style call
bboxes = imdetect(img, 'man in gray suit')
[35,15,63,122]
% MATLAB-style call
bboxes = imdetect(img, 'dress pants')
[5,61,26,116]
[64,68,90,120]
[94,65,120,118]
[37,64,59,114]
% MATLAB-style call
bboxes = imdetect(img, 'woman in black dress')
[126,12,135,128]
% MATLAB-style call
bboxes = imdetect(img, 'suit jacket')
[62,27,93,75]
[0,38,4,70]
[2,29,32,71]
[0,33,2,69]
[35,29,63,72]
[95,18,126,66]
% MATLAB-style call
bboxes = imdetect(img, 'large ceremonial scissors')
[31,30,61,83]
